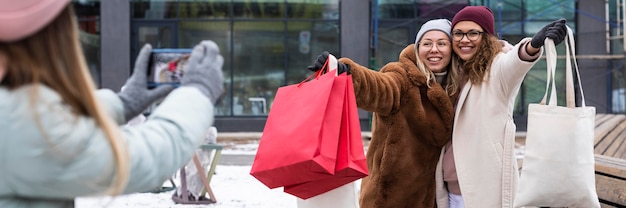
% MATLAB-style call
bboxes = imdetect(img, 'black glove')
[306,51,350,75]
[531,18,567,48]
[118,44,174,121]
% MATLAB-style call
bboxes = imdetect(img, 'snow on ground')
[76,137,524,207]
[76,165,299,208]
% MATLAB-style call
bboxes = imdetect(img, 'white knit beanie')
[414,19,452,44]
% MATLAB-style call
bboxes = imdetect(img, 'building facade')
[74,0,623,132]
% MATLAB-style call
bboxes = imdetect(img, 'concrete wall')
[578,0,610,113]
[100,0,131,91]
[341,0,372,131]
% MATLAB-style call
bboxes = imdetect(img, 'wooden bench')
[593,114,626,207]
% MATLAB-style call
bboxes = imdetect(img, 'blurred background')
[74,0,625,131]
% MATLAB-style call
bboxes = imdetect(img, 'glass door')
[131,22,178,115]
[131,22,178,63]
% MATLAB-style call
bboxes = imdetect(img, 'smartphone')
[147,48,192,88]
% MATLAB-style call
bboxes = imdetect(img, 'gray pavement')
[219,154,256,166]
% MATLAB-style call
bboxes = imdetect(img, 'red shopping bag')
[283,75,369,199]
[250,57,347,189]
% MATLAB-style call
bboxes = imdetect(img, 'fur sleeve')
[339,58,408,115]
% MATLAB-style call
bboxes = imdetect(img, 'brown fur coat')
[339,44,455,208]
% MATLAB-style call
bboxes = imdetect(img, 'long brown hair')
[460,34,501,84]
[0,6,129,195]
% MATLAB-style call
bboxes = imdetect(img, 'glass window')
[232,0,285,19]
[179,21,232,116]
[608,0,626,113]
[471,0,576,116]
[132,0,178,19]
[416,1,465,19]
[232,21,285,116]
[286,21,340,85]
[131,0,342,117]
[286,0,337,19]
[178,1,230,19]
[73,0,101,86]
[379,0,415,19]
[375,0,466,69]
[375,23,409,70]
[136,24,175,49]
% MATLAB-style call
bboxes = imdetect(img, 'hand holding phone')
[119,44,175,120]
[147,48,192,88]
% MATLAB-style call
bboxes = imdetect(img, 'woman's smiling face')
[452,21,484,61]
[417,30,452,73]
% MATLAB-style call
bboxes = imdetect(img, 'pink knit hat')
[0,0,71,42]
[451,6,495,36]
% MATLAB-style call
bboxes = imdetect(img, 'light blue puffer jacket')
[0,85,213,208]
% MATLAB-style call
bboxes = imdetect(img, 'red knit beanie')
[451,6,495,36]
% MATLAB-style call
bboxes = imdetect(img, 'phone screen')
[147,48,192,88]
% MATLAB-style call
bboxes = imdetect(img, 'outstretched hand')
[306,51,350,75]
[530,18,567,48]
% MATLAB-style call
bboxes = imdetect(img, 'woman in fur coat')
[308,19,459,207]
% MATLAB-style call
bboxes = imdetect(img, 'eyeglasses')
[452,30,484,41]
[418,40,450,50]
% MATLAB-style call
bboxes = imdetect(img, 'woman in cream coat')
[435,6,567,208]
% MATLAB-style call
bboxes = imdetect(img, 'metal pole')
[622,0,626,52]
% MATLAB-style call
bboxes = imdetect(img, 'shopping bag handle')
[298,54,339,87]
[541,25,585,108]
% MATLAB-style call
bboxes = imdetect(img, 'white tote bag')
[514,26,600,208]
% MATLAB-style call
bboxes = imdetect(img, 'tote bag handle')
[541,26,586,108]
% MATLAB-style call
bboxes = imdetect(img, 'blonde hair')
[459,34,501,84]
[413,43,461,96]
[0,6,129,195]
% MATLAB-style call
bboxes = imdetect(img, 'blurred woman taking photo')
[0,0,224,207]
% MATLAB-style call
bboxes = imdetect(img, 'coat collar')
[399,44,429,87]
[455,79,472,121]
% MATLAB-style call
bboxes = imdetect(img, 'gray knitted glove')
[181,40,224,103]
[118,44,174,121]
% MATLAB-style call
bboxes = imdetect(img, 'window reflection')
[233,21,284,116]
[179,21,231,115]
[73,0,101,86]
[472,0,576,116]
[178,1,230,18]
[286,21,339,85]
[130,0,340,116]
[133,0,178,19]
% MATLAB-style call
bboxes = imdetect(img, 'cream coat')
[435,38,541,208]
[0,85,213,208]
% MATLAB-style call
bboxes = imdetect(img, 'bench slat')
[595,115,626,152]
[595,153,626,207]
[595,173,626,206]
[600,122,626,158]
[592,115,626,207]
[595,114,611,126]
[596,114,625,128]
[596,154,626,179]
